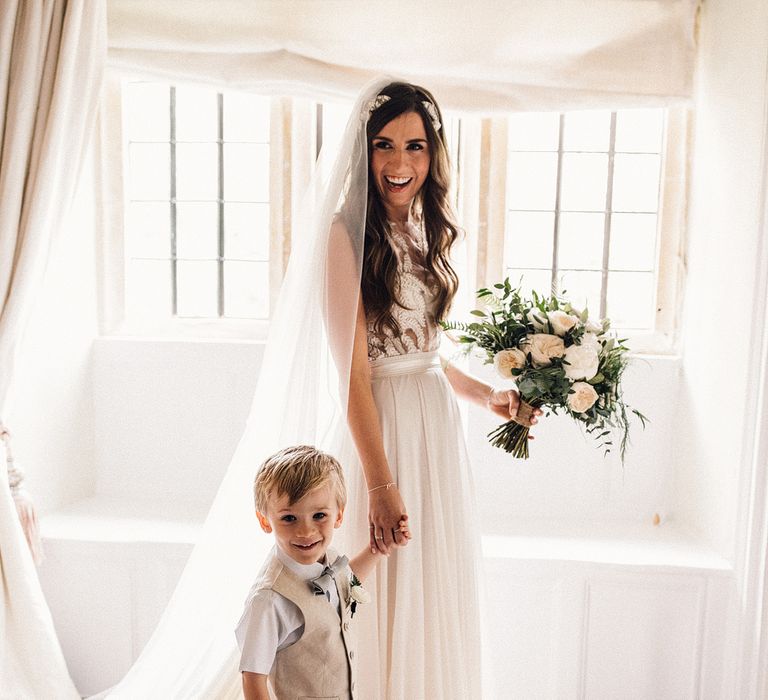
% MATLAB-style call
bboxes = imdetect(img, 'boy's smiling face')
[257,483,344,565]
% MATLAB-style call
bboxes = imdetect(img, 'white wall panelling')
[581,574,704,699]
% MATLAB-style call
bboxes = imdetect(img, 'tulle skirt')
[336,351,482,700]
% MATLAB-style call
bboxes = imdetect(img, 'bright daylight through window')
[120,82,678,344]
[124,82,271,320]
[505,109,666,334]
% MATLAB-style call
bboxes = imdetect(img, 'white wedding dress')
[336,220,483,699]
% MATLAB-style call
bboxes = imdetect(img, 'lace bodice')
[367,221,440,361]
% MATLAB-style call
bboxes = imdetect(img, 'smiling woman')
[370,112,431,221]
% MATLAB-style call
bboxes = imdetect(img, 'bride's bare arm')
[325,220,408,554]
[441,357,540,425]
[347,292,409,553]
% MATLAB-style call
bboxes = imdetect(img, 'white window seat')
[40,495,731,574]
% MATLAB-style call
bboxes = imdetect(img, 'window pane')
[224,261,269,318]
[505,211,554,269]
[609,213,657,271]
[558,212,604,270]
[557,270,601,317]
[508,113,559,151]
[506,268,553,298]
[560,153,608,211]
[176,261,218,317]
[176,143,219,201]
[224,203,270,260]
[126,202,171,258]
[224,93,270,142]
[126,259,172,317]
[176,202,218,259]
[175,86,218,142]
[563,111,611,152]
[124,83,169,142]
[507,152,558,210]
[322,101,353,154]
[616,109,664,153]
[128,143,170,200]
[607,271,655,329]
[612,154,661,213]
[224,143,270,202]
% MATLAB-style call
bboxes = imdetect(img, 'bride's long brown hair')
[362,82,460,336]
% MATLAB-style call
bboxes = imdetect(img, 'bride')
[331,81,537,699]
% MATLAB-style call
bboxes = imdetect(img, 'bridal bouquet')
[442,279,646,460]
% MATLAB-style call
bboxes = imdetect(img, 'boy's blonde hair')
[254,445,347,514]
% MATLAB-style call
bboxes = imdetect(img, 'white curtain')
[107,0,699,111]
[0,0,105,696]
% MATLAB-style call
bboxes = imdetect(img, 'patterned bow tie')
[308,554,349,601]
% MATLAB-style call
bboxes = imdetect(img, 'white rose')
[567,381,599,413]
[349,583,371,604]
[563,344,600,381]
[585,319,603,333]
[580,332,602,352]
[547,310,579,337]
[526,308,548,332]
[493,348,527,379]
[521,334,565,368]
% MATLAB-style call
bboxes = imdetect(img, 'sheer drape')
[107,0,699,111]
[100,76,378,699]
[0,1,105,696]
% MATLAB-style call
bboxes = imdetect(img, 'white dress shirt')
[235,546,340,674]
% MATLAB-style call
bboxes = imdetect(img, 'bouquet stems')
[488,399,542,459]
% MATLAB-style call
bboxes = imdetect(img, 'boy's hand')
[391,516,411,549]
[371,516,411,555]
[369,517,411,557]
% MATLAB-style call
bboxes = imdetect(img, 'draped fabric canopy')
[107,0,699,111]
[0,0,105,696]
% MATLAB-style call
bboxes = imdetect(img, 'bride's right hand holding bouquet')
[443,279,647,459]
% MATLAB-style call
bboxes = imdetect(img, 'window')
[111,75,684,349]
[123,82,272,321]
[501,108,683,343]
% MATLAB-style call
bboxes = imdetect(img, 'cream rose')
[493,348,527,379]
[522,334,565,368]
[563,344,600,381]
[349,583,371,604]
[567,381,599,413]
[547,310,579,337]
[526,308,548,332]
[580,332,602,352]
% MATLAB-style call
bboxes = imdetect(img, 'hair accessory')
[361,94,391,121]
[421,100,442,131]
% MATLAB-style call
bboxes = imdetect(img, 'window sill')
[106,317,270,342]
[482,521,731,575]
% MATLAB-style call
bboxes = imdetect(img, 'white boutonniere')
[348,574,370,617]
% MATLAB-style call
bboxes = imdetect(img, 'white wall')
[673,0,768,561]
[6,146,100,513]
[92,337,262,508]
[469,355,681,534]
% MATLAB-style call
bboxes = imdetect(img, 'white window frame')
[457,109,689,355]
[99,71,688,352]
[99,72,313,340]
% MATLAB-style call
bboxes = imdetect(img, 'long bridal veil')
[102,77,390,698]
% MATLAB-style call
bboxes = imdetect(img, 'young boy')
[235,445,408,700]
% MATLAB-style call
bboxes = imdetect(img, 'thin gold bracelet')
[368,481,395,494]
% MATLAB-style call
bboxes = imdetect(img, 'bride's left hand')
[488,388,542,426]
